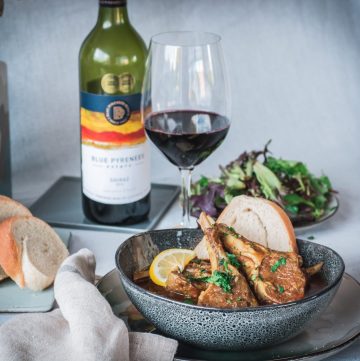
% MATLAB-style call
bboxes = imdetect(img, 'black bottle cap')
[100,0,127,7]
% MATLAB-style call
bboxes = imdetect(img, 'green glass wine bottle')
[79,0,150,225]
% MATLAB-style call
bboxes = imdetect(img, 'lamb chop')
[183,259,212,291]
[217,223,306,304]
[165,260,212,301]
[197,215,258,308]
[165,271,202,301]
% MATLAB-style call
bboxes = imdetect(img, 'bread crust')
[0,195,32,219]
[263,198,298,253]
[0,216,26,287]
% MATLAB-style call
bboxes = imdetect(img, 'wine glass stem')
[180,167,192,227]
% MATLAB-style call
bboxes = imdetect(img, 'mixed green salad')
[190,141,336,225]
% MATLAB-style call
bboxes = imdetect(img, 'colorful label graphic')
[80,92,150,204]
[80,92,145,148]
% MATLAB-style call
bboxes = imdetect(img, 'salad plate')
[97,269,360,361]
[190,142,339,233]
[294,195,339,233]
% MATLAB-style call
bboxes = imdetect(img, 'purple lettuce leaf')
[190,183,225,218]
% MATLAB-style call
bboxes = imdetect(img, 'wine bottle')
[79,0,150,225]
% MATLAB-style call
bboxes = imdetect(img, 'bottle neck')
[97,0,129,28]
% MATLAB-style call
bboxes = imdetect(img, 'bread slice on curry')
[195,195,297,260]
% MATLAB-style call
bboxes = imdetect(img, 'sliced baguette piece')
[0,216,69,291]
[217,195,297,253]
[0,195,32,282]
[195,196,297,259]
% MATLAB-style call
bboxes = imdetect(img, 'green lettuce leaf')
[253,161,282,200]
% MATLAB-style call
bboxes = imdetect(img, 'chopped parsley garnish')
[219,258,229,272]
[191,258,202,264]
[227,226,238,235]
[226,253,241,268]
[206,270,234,293]
[200,269,207,274]
[183,298,195,304]
[271,257,287,272]
[236,297,243,302]
[186,270,234,293]
[278,285,285,294]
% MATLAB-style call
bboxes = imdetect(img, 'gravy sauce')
[134,272,327,306]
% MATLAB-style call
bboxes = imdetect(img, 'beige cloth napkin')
[0,249,178,361]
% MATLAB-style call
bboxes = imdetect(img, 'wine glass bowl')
[144,110,230,169]
[141,31,230,226]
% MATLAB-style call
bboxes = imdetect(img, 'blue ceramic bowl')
[115,229,344,351]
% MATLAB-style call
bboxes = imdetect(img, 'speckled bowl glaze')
[115,229,345,351]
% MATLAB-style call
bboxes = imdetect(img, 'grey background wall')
[0,0,359,204]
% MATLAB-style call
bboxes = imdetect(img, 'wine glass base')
[179,216,198,229]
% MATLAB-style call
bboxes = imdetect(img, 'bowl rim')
[115,228,345,313]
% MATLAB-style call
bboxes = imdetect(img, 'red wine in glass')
[141,31,230,227]
[145,110,230,169]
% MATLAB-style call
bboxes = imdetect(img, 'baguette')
[0,195,32,282]
[218,195,297,252]
[195,195,297,259]
[0,216,69,291]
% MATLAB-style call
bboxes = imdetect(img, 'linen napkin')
[0,249,178,361]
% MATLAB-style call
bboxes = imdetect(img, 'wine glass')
[141,31,230,227]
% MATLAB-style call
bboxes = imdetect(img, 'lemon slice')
[149,248,196,287]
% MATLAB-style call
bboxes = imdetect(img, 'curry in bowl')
[116,197,344,350]
[133,216,324,308]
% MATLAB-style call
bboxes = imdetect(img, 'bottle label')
[80,92,150,205]
[99,0,127,7]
